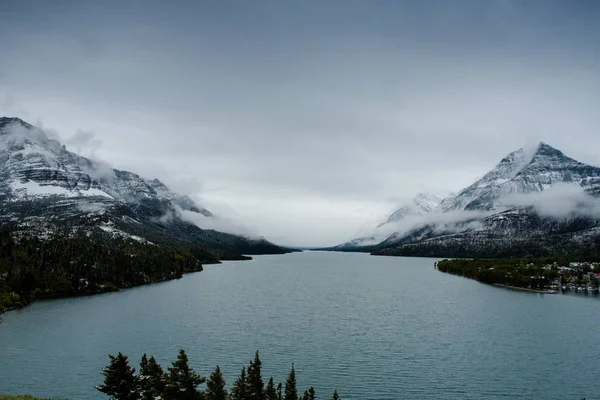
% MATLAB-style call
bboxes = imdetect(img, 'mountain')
[371,142,600,258]
[379,193,443,225]
[328,192,443,250]
[0,117,291,255]
[439,142,600,211]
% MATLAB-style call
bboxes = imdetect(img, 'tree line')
[435,257,598,289]
[0,228,228,312]
[98,349,341,400]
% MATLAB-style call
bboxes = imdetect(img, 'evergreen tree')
[283,364,297,400]
[163,348,205,400]
[139,354,165,400]
[265,377,278,400]
[229,367,247,400]
[96,353,140,400]
[276,382,283,400]
[206,365,228,400]
[331,389,340,400]
[246,350,265,400]
[302,387,315,400]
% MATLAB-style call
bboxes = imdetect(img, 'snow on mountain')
[440,142,600,212]
[0,117,289,254]
[380,193,443,226]
[332,193,443,249]
[374,142,600,257]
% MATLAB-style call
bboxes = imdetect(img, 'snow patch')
[10,180,114,199]
[99,224,151,244]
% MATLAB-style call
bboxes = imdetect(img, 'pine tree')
[206,365,228,400]
[303,387,315,400]
[96,352,140,400]
[246,350,265,400]
[283,364,297,400]
[139,354,165,400]
[229,367,247,400]
[331,389,340,400]
[265,377,278,400]
[163,348,205,400]
[276,382,283,400]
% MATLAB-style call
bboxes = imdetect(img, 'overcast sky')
[1,0,599,247]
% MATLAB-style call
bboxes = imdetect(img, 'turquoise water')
[0,251,599,399]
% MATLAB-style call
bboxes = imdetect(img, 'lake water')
[1,251,599,399]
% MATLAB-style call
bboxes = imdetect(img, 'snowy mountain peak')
[0,116,216,226]
[0,117,33,131]
[413,193,444,212]
[440,142,600,211]
[382,193,442,225]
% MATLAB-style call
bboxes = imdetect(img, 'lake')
[0,251,599,399]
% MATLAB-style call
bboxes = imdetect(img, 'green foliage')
[206,365,228,400]
[265,377,278,400]
[139,354,165,400]
[96,353,140,400]
[229,367,247,400]
[332,389,341,400]
[96,349,341,400]
[301,387,315,400]
[0,229,218,313]
[163,349,205,400]
[436,257,598,290]
[246,351,264,400]
[283,364,297,400]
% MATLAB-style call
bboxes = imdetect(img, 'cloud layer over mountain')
[1,1,599,246]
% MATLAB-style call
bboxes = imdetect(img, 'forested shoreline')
[436,257,600,291]
[0,228,250,313]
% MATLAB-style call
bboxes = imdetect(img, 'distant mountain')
[328,193,443,250]
[379,193,443,225]
[0,117,291,255]
[372,142,600,258]
[330,142,600,258]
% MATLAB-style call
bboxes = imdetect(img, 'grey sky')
[1,0,599,246]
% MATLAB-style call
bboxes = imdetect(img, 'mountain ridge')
[332,141,600,258]
[0,117,292,255]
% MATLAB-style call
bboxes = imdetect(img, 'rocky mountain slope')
[0,117,290,255]
[335,142,600,257]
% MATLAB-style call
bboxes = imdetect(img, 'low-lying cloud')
[501,182,600,219]
[348,183,600,246]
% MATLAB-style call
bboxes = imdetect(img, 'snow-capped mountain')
[440,142,600,211]
[372,142,600,257]
[331,142,600,257]
[331,192,443,250]
[379,193,443,226]
[0,117,289,255]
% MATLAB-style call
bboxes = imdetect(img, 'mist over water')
[1,252,598,400]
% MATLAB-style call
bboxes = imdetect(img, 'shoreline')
[492,284,558,294]
[0,268,203,316]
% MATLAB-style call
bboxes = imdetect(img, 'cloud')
[501,183,600,219]
[63,129,103,157]
[177,207,256,238]
[78,159,116,184]
[1,1,600,246]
